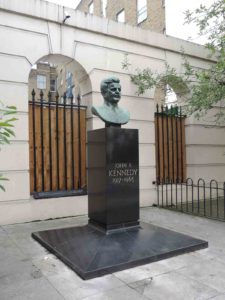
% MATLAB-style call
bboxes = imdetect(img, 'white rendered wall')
[0,0,219,224]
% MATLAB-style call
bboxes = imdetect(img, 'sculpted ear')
[91,106,96,115]
[102,90,109,98]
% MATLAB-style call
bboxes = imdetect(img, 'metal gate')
[29,90,87,198]
[155,104,186,184]
[155,105,225,222]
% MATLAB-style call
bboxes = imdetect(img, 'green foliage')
[183,58,225,120]
[0,102,17,191]
[185,0,225,54]
[0,175,9,192]
[130,68,157,95]
[183,0,225,119]
[123,0,225,122]
[122,59,189,98]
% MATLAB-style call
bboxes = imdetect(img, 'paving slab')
[128,270,220,300]
[178,259,225,293]
[82,285,150,300]
[114,261,170,284]
[32,253,71,277]
[3,215,88,235]
[209,294,225,300]
[0,277,64,300]
[47,272,125,299]
[0,227,8,240]
[11,234,49,258]
[157,251,210,271]
[196,247,225,264]
[1,207,225,300]
[0,258,42,288]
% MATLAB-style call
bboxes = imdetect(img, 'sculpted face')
[104,82,121,104]
[92,76,130,126]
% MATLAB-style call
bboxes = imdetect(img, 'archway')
[28,54,92,198]
[154,76,189,107]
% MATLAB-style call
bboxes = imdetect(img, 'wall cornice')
[0,0,216,62]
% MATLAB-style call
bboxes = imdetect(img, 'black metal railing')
[157,177,225,221]
[29,89,87,199]
[155,104,186,184]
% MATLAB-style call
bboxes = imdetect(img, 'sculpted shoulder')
[92,105,130,125]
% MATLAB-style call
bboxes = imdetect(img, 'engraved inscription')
[108,163,138,184]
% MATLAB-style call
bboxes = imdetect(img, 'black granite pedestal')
[32,127,208,280]
[88,128,139,232]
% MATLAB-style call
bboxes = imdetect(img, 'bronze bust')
[91,77,130,127]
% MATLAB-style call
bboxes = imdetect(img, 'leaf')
[0,174,9,193]
[0,136,10,144]
[0,122,14,127]
[4,111,17,115]
[0,177,9,181]
[6,106,17,110]
[0,185,6,192]
[5,117,17,122]
[4,128,15,137]
[1,131,10,137]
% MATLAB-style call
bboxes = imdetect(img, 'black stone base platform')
[32,222,208,280]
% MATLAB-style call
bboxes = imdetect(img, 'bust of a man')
[91,76,130,127]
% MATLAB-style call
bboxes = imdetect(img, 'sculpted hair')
[100,77,120,95]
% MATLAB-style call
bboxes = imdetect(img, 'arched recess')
[154,76,188,107]
[154,78,188,184]
[28,54,92,198]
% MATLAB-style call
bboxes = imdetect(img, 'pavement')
[1,207,225,300]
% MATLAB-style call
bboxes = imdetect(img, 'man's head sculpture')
[91,76,130,127]
[100,77,121,105]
